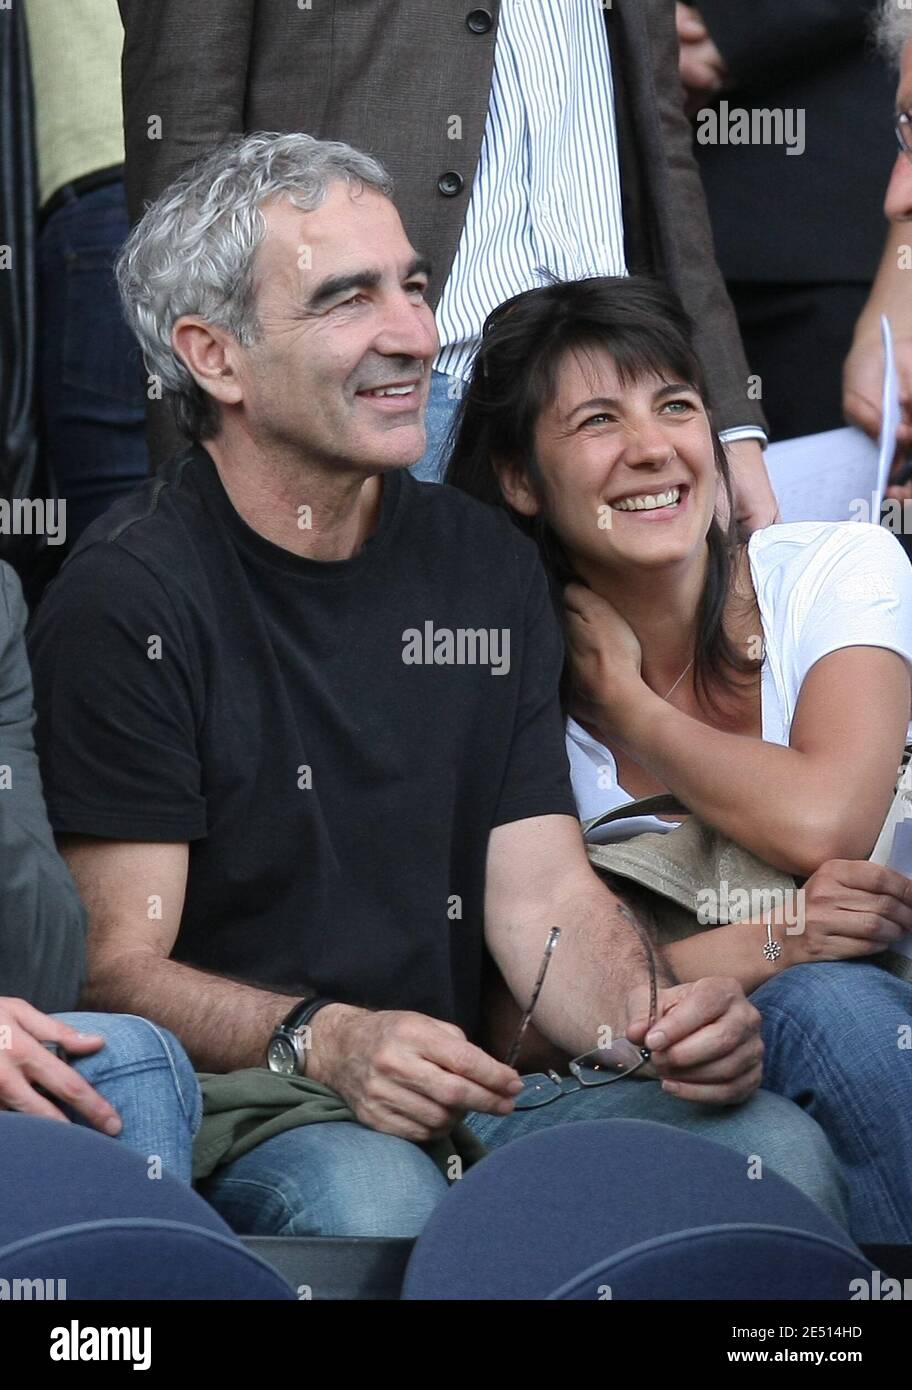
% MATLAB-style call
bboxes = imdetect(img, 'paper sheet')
[764,319,912,957]
[877,819,912,960]
[765,427,880,524]
[876,312,901,513]
[764,315,899,525]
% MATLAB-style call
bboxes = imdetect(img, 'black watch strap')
[280,996,335,1035]
[271,998,336,1077]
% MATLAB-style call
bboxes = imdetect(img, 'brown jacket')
[117,0,764,467]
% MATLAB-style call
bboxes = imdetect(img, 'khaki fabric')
[584,792,912,983]
[24,0,124,208]
[586,797,796,947]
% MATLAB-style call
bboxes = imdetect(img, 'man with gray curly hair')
[880,0,912,219]
[117,0,779,534]
[114,134,406,457]
[876,0,912,66]
[27,133,845,1239]
[844,1,912,474]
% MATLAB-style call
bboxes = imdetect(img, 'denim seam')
[94,1018,202,1135]
[201,1176,298,1236]
[149,1020,201,1134]
[761,999,909,1241]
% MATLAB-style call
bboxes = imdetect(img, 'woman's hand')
[563,583,645,740]
[0,998,122,1133]
[785,860,912,965]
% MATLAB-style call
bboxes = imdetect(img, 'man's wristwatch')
[266,998,335,1076]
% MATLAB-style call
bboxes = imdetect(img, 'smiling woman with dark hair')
[446,274,912,1246]
[446,275,912,886]
[444,275,755,714]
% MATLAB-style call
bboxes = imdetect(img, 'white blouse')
[567,522,912,844]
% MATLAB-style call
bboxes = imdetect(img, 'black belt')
[40,164,124,226]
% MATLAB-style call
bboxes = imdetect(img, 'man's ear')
[496,455,542,519]
[171,316,244,408]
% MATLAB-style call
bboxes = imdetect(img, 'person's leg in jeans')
[409,369,462,482]
[37,179,150,546]
[466,1079,848,1230]
[751,961,912,1245]
[197,1121,450,1237]
[54,1011,201,1183]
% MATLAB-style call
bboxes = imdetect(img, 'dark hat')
[402,1119,873,1300]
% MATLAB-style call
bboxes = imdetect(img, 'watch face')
[267,1035,297,1075]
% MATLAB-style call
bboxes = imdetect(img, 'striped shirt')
[434,0,761,445]
[435,0,627,383]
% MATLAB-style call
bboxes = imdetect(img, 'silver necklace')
[662,657,694,702]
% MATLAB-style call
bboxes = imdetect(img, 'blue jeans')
[55,1012,201,1184]
[197,1120,450,1238]
[409,369,461,482]
[198,1079,846,1238]
[752,961,912,1245]
[38,180,150,545]
[465,1078,847,1230]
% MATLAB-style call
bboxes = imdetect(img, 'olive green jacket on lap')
[194,1068,487,1183]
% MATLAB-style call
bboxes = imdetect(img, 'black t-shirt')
[28,446,575,1039]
